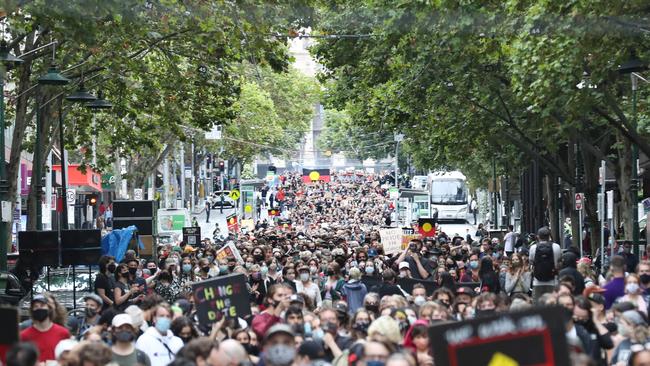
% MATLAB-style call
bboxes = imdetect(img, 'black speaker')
[113,200,155,218]
[112,200,156,235]
[18,231,59,266]
[112,218,154,235]
[61,229,102,266]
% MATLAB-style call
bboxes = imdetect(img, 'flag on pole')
[417,218,437,237]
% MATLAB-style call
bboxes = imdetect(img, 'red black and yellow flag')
[302,168,331,184]
[227,214,239,232]
[268,208,280,217]
[418,218,437,238]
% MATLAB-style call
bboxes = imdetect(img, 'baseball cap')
[112,313,134,328]
[586,292,605,306]
[265,323,295,343]
[31,294,48,305]
[290,294,305,305]
[55,339,78,359]
[368,248,378,258]
[82,294,103,307]
[455,286,476,297]
[398,262,410,270]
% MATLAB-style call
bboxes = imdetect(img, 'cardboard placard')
[401,234,422,251]
[216,242,244,264]
[379,228,402,255]
[192,273,251,324]
[183,227,201,246]
[429,306,570,366]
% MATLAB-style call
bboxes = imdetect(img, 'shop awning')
[52,164,102,192]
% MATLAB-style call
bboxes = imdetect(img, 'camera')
[409,243,418,252]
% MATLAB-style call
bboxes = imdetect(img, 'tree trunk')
[583,150,601,257]
[615,130,634,241]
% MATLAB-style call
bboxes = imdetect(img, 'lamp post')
[63,78,97,229]
[0,41,23,271]
[618,52,647,256]
[37,52,71,231]
[85,90,112,226]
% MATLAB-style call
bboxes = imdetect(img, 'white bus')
[428,171,469,222]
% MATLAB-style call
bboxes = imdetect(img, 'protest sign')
[192,273,251,324]
[401,234,422,251]
[397,277,438,296]
[429,306,570,366]
[182,227,201,246]
[216,242,244,264]
[379,228,402,255]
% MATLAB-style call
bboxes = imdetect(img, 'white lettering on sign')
[477,317,517,339]
[445,325,473,345]
[444,314,546,346]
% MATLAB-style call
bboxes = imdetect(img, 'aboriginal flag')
[227,214,239,232]
[302,169,331,184]
[268,208,280,217]
[418,218,437,237]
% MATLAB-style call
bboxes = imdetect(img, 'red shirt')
[20,323,71,361]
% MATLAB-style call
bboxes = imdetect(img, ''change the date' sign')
[192,273,251,323]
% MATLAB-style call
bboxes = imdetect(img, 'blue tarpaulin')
[101,225,144,262]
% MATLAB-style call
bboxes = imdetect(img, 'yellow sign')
[229,189,240,200]
[244,205,252,213]
[309,171,320,181]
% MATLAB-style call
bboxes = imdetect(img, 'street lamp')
[618,51,648,256]
[0,40,23,271]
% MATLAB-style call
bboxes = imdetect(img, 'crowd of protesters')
[5,172,650,366]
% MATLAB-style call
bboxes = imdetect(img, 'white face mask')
[300,273,310,282]
[414,296,426,306]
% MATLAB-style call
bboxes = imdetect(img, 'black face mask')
[326,270,336,277]
[201,267,210,273]
[148,267,158,275]
[32,308,49,322]
[243,343,259,356]
[114,330,135,343]
[85,307,98,318]
[476,309,496,318]
[107,263,117,273]
[365,304,379,314]
[640,274,650,285]
[128,268,137,276]
[180,336,192,344]
[253,254,264,262]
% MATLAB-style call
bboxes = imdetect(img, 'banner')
[226,214,238,232]
[397,277,438,296]
[417,218,436,237]
[216,242,244,264]
[267,208,280,217]
[402,234,422,251]
[192,273,251,324]
[429,306,570,366]
[379,228,402,255]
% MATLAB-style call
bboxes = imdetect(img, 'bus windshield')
[430,179,467,204]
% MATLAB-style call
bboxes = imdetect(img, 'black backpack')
[533,242,555,281]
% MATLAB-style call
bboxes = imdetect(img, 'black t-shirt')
[405,256,434,280]
[94,272,115,309]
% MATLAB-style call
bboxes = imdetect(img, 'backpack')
[533,242,555,281]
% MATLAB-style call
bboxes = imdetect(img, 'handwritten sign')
[192,273,251,323]
[429,306,570,366]
[379,228,402,255]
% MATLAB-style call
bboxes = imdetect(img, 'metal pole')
[579,209,584,258]
[600,161,606,274]
[0,65,7,270]
[395,141,399,189]
[492,158,497,229]
[163,157,169,208]
[35,104,43,230]
[191,141,195,211]
[59,100,68,229]
[179,143,185,208]
[631,74,640,255]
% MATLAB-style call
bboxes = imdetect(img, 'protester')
[20,295,71,362]
[111,313,151,366]
[135,303,183,366]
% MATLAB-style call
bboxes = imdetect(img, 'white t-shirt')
[503,232,517,252]
[528,242,562,286]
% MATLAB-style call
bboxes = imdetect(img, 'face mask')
[114,330,134,343]
[312,328,324,340]
[201,267,210,273]
[476,309,495,318]
[310,266,318,274]
[107,263,117,273]
[180,336,192,344]
[407,315,417,325]
[400,271,409,278]
[300,273,310,282]
[367,361,385,366]
[245,263,253,270]
[32,308,49,322]
[85,307,97,318]
[148,267,157,275]
[155,317,171,333]
[304,322,312,336]
[206,256,214,263]
[365,304,379,314]
[353,321,369,333]
[469,261,479,270]
[414,296,426,306]
[350,261,358,268]
[618,322,631,338]
[641,273,650,285]
[366,266,375,274]
[264,344,295,366]
[254,254,264,262]
[243,343,259,356]
[574,319,589,328]
[626,283,640,294]
[128,267,137,276]
[182,264,192,273]
[261,266,269,276]
[219,265,229,274]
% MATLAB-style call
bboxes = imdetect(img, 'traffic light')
[87,194,99,206]
[218,161,225,172]
[206,153,212,169]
